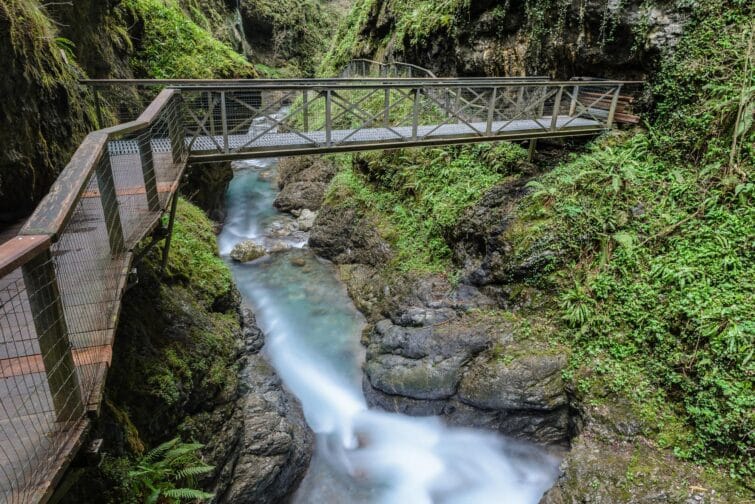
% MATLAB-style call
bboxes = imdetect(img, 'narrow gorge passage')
[217,154,561,503]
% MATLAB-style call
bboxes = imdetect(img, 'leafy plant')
[127,438,214,503]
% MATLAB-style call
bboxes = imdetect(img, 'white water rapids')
[217,154,560,503]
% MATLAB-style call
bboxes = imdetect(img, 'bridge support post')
[161,192,179,274]
[220,91,229,155]
[528,139,537,162]
[168,101,185,164]
[22,250,85,423]
[384,89,390,127]
[138,131,160,212]
[569,85,580,116]
[95,155,126,255]
[411,88,420,140]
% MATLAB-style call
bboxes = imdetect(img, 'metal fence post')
[606,85,622,128]
[220,91,229,154]
[138,131,160,212]
[412,88,420,140]
[550,86,564,131]
[168,99,185,164]
[96,154,126,255]
[486,87,498,135]
[22,250,85,422]
[303,90,309,132]
[325,89,332,146]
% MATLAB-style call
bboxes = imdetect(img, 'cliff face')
[0,0,95,223]
[323,0,687,79]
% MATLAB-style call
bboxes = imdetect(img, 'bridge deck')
[185,116,603,159]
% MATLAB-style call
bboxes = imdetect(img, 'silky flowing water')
[218,157,560,503]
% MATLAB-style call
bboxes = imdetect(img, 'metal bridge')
[0,65,641,503]
[89,74,640,162]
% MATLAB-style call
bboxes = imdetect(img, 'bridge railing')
[0,90,187,503]
[339,59,438,78]
[168,78,638,160]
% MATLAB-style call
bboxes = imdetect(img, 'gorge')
[0,0,752,503]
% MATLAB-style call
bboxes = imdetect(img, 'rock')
[277,156,337,190]
[290,257,307,267]
[217,353,313,504]
[230,240,266,262]
[297,209,317,231]
[273,181,327,212]
[212,309,313,504]
[309,206,391,266]
[458,350,568,411]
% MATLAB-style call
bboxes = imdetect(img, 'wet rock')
[230,240,266,262]
[309,206,391,266]
[274,181,327,212]
[218,354,313,504]
[290,256,307,267]
[458,351,568,411]
[297,209,317,231]
[241,307,264,353]
[213,310,313,504]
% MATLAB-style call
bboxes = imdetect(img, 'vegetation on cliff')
[325,142,527,273]
[121,0,256,78]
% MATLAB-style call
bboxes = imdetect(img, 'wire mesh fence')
[0,90,187,503]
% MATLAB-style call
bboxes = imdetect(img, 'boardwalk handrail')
[0,88,187,503]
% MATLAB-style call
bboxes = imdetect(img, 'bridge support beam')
[22,250,85,423]
[528,139,537,162]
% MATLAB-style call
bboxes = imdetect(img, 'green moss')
[120,0,255,78]
[320,0,470,74]
[241,0,337,76]
[325,142,527,274]
[159,198,234,307]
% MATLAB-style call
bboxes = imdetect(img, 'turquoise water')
[218,158,560,503]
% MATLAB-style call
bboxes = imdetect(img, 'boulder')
[458,351,567,411]
[296,209,317,231]
[309,206,391,266]
[273,181,327,212]
[230,241,266,262]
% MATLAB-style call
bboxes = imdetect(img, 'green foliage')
[120,0,255,78]
[326,142,527,273]
[241,0,337,76]
[127,438,214,503]
[160,198,233,306]
[320,0,470,74]
[513,124,753,478]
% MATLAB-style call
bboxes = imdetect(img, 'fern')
[162,488,215,500]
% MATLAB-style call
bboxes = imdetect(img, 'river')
[217,156,560,503]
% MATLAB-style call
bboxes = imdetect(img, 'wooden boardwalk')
[0,87,187,503]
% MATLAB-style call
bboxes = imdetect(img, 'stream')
[217,156,560,503]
